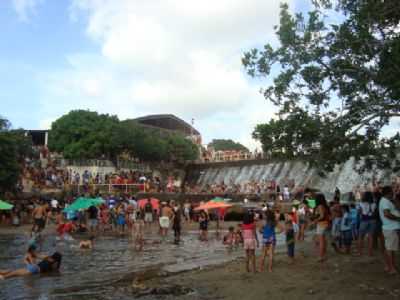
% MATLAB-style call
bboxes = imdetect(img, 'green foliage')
[0,117,33,193]
[49,110,199,162]
[243,1,400,172]
[48,110,120,160]
[209,139,249,152]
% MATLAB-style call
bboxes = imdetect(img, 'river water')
[0,227,286,300]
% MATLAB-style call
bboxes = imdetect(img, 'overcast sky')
[1,0,319,150]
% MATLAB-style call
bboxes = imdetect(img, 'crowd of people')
[1,177,399,282]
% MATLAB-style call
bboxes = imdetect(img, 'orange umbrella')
[194,201,232,211]
[138,198,160,211]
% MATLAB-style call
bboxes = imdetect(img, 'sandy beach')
[144,237,400,300]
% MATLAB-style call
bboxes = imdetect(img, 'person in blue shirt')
[349,203,359,240]
[340,204,352,254]
[259,210,277,272]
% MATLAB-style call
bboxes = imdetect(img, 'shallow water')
[0,228,285,300]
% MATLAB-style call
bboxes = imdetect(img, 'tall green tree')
[0,118,32,193]
[243,0,400,172]
[48,110,121,160]
[49,110,199,163]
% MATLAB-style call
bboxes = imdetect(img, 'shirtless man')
[159,202,174,237]
[32,202,48,233]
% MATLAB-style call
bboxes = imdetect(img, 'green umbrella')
[210,197,225,203]
[64,197,104,212]
[306,199,316,209]
[0,200,13,210]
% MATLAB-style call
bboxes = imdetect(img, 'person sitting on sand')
[79,236,95,249]
[0,251,62,279]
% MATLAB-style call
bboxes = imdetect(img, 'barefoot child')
[259,210,276,272]
[286,221,295,263]
[223,226,236,250]
[242,212,259,273]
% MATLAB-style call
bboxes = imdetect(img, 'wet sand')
[160,241,400,300]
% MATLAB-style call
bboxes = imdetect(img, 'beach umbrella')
[63,197,104,212]
[138,198,160,211]
[210,197,225,203]
[0,200,13,210]
[194,201,232,211]
[306,199,316,209]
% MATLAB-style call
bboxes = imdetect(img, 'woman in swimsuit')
[0,252,62,279]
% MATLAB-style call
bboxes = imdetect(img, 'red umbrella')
[194,201,232,211]
[138,198,160,211]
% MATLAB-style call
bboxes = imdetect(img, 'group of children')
[222,208,296,273]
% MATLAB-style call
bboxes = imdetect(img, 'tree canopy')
[48,110,199,163]
[243,0,400,172]
[208,139,249,152]
[0,117,32,193]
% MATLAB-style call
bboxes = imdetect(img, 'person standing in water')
[159,202,173,238]
[172,205,182,244]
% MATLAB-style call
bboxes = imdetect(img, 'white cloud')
[38,0,292,148]
[12,0,44,22]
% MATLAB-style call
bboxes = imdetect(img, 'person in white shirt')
[379,186,400,274]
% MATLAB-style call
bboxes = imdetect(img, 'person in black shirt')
[87,205,98,233]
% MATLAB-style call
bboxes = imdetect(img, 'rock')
[358,284,368,290]
[308,289,315,295]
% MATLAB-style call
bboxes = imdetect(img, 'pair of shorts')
[199,222,208,231]
[359,220,376,237]
[34,218,45,230]
[287,243,295,257]
[144,213,153,223]
[159,216,170,229]
[316,223,328,236]
[383,230,399,251]
[341,230,352,247]
[117,216,126,226]
[27,264,40,274]
[331,218,341,238]
[263,236,276,247]
[244,238,256,250]
[88,219,98,227]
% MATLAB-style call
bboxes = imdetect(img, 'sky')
[1,0,319,150]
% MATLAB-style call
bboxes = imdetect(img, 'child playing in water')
[259,210,276,272]
[235,224,243,245]
[79,236,95,249]
[223,226,236,250]
[286,220,295,264]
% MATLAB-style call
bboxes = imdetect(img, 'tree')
[243,1,400,172]
[0,117,32,193]
[48,110,121,161]
[49,110,199,163]
[209,139,249,152]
